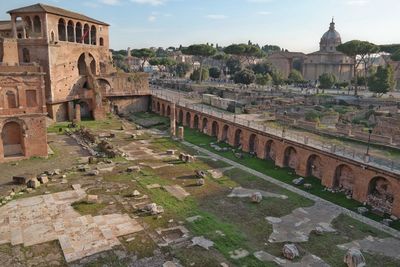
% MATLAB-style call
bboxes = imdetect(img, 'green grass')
[71,200,106,216]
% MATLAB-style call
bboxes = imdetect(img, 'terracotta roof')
[7,3,109,26]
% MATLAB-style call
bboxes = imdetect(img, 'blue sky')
[1,0,399,52]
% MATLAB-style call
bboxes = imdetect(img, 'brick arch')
[248,133,258,154]
[234,128,242,148]
[367,176,394,214]
[161,104,165,116]
[333,164,354,193]
[211,121,219,137]
[222,124,229,142]
[1,121,25,157]
[185,111,191,127]
[193,114,199,130]
[157,101,160,113]
[306,154,323,179]
[264,139,276,162]
[202,117,208,134]
[283,146,298,170]
[166,105,171,116]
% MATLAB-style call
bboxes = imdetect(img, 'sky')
[1,0,399,52]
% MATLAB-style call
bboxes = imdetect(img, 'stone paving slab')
[266,202,340,243]
[254,251,330,267]
[228,187,288,200]
[163,185,190,201]
[0,187,143,263]
[337,235,400,259]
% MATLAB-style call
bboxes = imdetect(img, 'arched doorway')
[2,121,24,157]
[211,121,219,137]
[185,112,191,127]
[249,134,258,154]
[77,53,96,76]
[202,117,208,133]
[333,164,354,193]
[367,177,393,214]
[306,154,323,179]
[222,125,229,142]
[178,110,183,124]
[284,146,298,169]
[193,115,199,130]
[265,140,276,162]
[161,104,165,116]
[80,101,92,120]
[166,105,171,116]
[234,129,242,148]
[157,102,160,113]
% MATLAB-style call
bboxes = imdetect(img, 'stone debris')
[86,195,99,204]
[179,153,194,163]
[191,236,214,250]
[13,175,32,185]
[27,179,41,189]
[282,243,299,260]
[228,187,288,200]
[157,226,190,245]
[127,166,141,173]
[357,207,369,215]
[0,189,143,263]
[37,174,49,184]
[78,164,90,172]
[254,251,330,267]
[143,203,164,215]
[132,190,141,197]
[229,248,249,260]
[303,183,312,190]
[338,235,400,260]
[292,177,305,186]
[71,184,81,190]
[147,184,161,189]
[344,248,366,267]
[186,215,202,223]
[163,261,178,267]
[87,170,100,176]
[250,192,263,203]
[196,178,205,186]
[166,149,177,155]
[195,170,207,178]
[267,202,341,243]
[163,185,190,201]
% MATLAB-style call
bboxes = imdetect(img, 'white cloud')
[346,0,369,6]
[100,0,121,5]
[206,14,228,20]
[257,11,271,15]
[148,15,156,22]
[131,0,166,6]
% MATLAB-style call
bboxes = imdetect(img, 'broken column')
[178,126,184,141]
[170,103,176,137]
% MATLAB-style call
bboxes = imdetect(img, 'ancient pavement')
[0,187,143,263]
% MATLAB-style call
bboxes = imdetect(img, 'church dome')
[320,19,342,52]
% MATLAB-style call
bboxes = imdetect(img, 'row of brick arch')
[152,98,400,216]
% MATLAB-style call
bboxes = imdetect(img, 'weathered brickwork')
[152,97,400,217]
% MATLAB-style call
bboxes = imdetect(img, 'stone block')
[27,179,41,189]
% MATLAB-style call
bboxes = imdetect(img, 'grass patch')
[72,200,106,216]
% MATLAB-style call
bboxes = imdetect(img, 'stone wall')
[109,96,150,116]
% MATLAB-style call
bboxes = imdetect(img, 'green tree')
[149,57,177,73]
[209,67,221,79]
[319,73,337,90]
[271,70,284,89]
[337,40,379,95]
[233,69,256,85]
[288,69,304,83]
[131,48,156,71]
[224,44,264,65]
[255,73,271,85]
[226,57,241,75]
[368,65,396,97]
[251,61,273,75]
[190,68,209,82]
[182,44,217,83]
[175,62,191,78]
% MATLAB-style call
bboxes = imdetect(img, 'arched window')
[33,16,41,33]
[24,16,32,38]
[50,31,55,43]
[58,19,66,41]
[22,48,30,63]
[90,25,96,45]
[75,22,82,43]
[67,20,74,42]
[2,121,24,157]
[83,24,89,44]
[6,91,17,108]
[99,37,104,46]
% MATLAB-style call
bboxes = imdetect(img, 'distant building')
[303,19,354,83]
[268,52,306,78]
